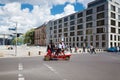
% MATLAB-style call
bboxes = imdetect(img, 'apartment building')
[34,24,46,46]
[46,0,120,49]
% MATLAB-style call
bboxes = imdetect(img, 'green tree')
[24,29,35,45]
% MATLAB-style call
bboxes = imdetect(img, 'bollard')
[28,51,30,56]
[38,51,41,55]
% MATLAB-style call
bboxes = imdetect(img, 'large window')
[58,24,62,28]
[86,9,93,15]
[77,24,83,29]
[97,12,105,19]
[118,15,120,20]
[64,22,68,27]
[96,35,99,41]
[77,31,83,35]
[97,5,105,12]
[58,29,62,33]
[70,26,75,31]
[111,12,116,19]
[77,12,83,18]
[70,32,75,36]
[118,8,120,13]
[111,5,115,11]
[86,22,93,28]
[77,18,83,24]
[54,26,57,29]
[70,15,75,20]
[54,21,57,25]
[64,17,68,22]
[111,27,116,33]
[86,29,92,34]
[97,20,105,26]
[59,19,62,24]
[97,28,105,33]
[64,33,68,37]
[70,21,75,25]
[118,29,120,34]
[111,20,116,26]
[102,34,106,40]
[110,35,113,40]
[86,16,92,21]
[64,28,68,32]
[118,22,120,27]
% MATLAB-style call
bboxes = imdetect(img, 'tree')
[24,28,35,45]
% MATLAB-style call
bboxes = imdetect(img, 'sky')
[0,0,95,34]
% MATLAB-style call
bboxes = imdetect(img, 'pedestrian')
[70,46,72,53]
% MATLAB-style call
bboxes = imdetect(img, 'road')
[0,52,120,80]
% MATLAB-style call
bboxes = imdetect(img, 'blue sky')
[0,2,84,15]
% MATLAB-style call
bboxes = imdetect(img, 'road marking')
[18,77,25,80]
[18,74,23,77]
[44,64,58,74]
[18,63,23,71]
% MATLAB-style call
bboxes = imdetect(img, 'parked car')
[107,47,118,52]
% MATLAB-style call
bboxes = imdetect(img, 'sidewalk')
[0,45,47,58]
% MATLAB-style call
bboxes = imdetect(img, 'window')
[54,21,57,25]
[118,8,120,13]
[70,32,75,36]
[64,28,68,32]
[81,36,83,41]
[54,26,57,29]
[90,35,93,41]
[86,16,92,21]
[77,24,83,29]
[118,36,120,41]
[70,15,75,20]
[86,22,93,28]
[54,30,57,33]
[58,24,62,28]
[97,20,105,26]
[50,27,52,30]
[97,28,105,33]
[96,42,99,47]
[70,21,75,25]
[97,12,105,19]
[64,33,68,37]
[77,31,83,35]
[86,9,93,15]
[77,18,83,24]
[110,35,113,40]
[96,35,99,41]
[118,22,120,27]
[59,19,62,23]
[111,5,115,11]
[64,17,68,22]
[86,29,92,34]
[77,12,83,18]
[118,29,120,34]
[118,15,120,20]
[64,22,68,27]
[70,26,75,31]
[114,35,116,41]
[77,37,79,41]
[102,42,106,47]
[111,27,116,33]
[111,12,116,19]
[102,34,106,40]
[111,20,116,26]
[58,29,62,33]
[97,5,105,12]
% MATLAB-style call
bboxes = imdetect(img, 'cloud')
[0,0,96,34]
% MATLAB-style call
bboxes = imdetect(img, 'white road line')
[44,64,68,80]
[18,73,23,77]
[18,77,25,80]
[44,64,58,74]
[18,63,23,71]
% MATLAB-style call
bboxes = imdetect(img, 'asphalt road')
[0,52,120,80]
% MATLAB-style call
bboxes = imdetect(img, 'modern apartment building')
[46,0,120,49]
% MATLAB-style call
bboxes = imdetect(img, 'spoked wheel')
[44,55,50,61]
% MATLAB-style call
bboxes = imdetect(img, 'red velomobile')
[44,50,71,61]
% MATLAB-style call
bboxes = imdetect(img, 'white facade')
[46,0,120,49]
